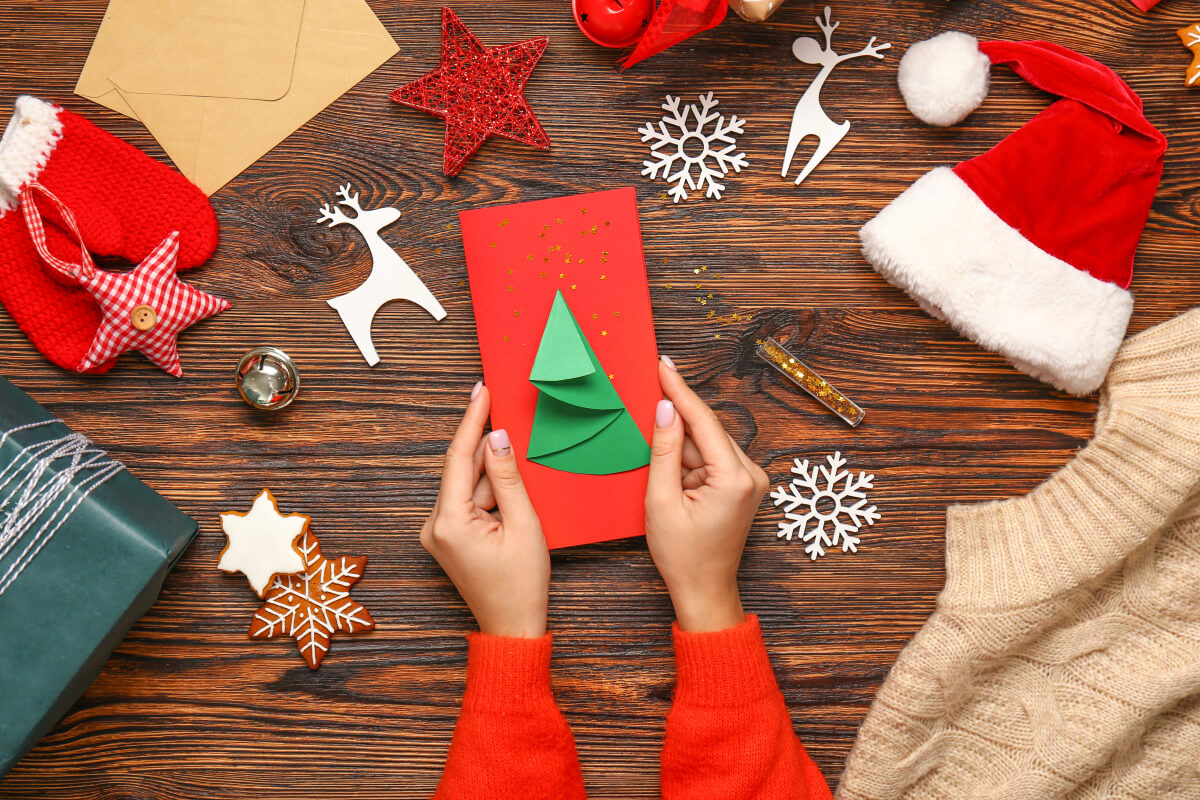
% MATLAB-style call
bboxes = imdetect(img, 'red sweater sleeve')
[661,615,833,800]
[434,633,586,800]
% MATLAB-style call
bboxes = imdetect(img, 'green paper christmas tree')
[527,291,651,475]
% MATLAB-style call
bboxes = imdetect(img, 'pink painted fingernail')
[488,428,512,456]
[656,399,676,428]
[660,354,676,370]
[471,381,483,399]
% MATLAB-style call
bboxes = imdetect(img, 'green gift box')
[0,377,198,778]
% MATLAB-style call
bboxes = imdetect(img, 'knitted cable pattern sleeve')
[662,614,834,800]
[433,633,586,800]
[836,309,1200,800]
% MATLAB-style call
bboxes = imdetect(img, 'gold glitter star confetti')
[490,242,497,248]
[605,220,611,226]
[445,223,453,230]
[559,272,566,279]
[570,284,577,290]
[600,274,606,280]
[526,254,534,261]
[607,373,614,379]
[506,268,514,275]
[591,313,599,320]
[580,208,587,214]
[513,310,520,317]
[540,272,547,278]
[613,311,621,317]
[601,330,608,336]
[556,218,563,224]
[503,335,510,342]
[507,286,515,292]
[436,248,443,254]
[662,258,669,264]
[498,219,510,227]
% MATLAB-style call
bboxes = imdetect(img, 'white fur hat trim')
[898,31,991,127]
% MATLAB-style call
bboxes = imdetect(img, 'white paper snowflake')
[771,452,880,560]
[638,92,748,203]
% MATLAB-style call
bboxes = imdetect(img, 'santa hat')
[860,32,1166,395]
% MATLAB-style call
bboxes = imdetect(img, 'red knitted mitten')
[0,95,217,372]
[0,95,217,269]
[0,209,112,372]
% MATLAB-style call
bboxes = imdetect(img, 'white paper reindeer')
[318,185,446,366]
[782,7,889,186]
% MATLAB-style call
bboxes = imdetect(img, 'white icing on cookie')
[218,489,307,597]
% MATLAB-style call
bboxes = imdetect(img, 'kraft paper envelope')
[75,0,398,195]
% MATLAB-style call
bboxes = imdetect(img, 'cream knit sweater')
[837,310,1200,800]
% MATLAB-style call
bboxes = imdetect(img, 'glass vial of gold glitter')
[756,337,864,427]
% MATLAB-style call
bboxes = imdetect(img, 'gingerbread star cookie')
[218,489,307,597]
[1180,24,1200,88]
[249,531,375,669]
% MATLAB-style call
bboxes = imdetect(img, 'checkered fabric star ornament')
[390,7,550,176]
[20,183,228,376]
[73,232,228,375]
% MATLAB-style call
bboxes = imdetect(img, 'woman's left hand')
[420,383,551,638]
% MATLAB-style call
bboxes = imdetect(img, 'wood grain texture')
[1,1,1198,797]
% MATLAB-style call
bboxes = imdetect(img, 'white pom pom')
[898,31,990,127]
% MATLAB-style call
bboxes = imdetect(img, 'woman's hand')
[420,383,551,638]
[644,356,770,633]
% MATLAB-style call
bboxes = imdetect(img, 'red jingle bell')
[573,0,655,49]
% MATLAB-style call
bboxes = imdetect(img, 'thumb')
[646,398,684,504]
[483,429,538,528]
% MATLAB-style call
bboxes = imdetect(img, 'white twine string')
[0,419,124,597]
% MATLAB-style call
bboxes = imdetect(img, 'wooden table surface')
[2,1,1197,797]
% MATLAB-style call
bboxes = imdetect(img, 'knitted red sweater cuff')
[462,632,557,713]
[672,614,781,706]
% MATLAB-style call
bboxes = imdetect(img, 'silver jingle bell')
[236,347,300,410]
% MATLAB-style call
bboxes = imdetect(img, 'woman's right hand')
[643,356,770,633]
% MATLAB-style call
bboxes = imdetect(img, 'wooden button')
[130,304,157,331]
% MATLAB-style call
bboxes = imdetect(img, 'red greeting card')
[461,188,661,549]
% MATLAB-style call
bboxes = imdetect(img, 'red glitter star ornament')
[391,8,550,177]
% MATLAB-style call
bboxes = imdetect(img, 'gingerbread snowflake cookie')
[249,530,375,669]
[1180,24,1200,88]
[218,489,307,597]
